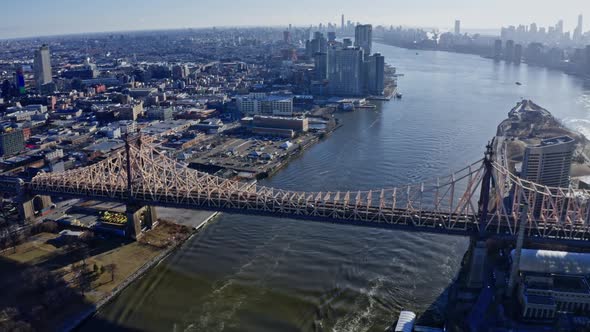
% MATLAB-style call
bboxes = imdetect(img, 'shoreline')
[66,212,221,331]
[375,39,590,80]
[59,116,346,330]
[67,93,379,330]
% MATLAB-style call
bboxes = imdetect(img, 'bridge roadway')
[27,181,590,245]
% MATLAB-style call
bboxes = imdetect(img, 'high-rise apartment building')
[522,136,575,188]
[505,40,515,62]
[0,129,25,156]
[34,45,52,89]
[354,25,372,58]
[366,53,385,95]
[454,20,461,35]
[327,47,364,96]
[514,44,523,64]
[314,52,328,80]
[327,31,336,42]
[283,30,291,43]
[494,40,503,60]
[522,136,575,216]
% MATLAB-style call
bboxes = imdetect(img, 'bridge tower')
[14,179,52,223]
[124,134,157,239]
[466,139,495,288]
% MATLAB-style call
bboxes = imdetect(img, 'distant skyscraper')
[327,31,336,42]
[586,45,590,74]
[354,24,372,58]
[493,40,503,60]
[574,14,584,41]
[327,47,364,96]
[314,52,328,81]
[505,40,515,62]
[34,45,52,88]
[283,30,291,43]
[514,44,523,64]
[454,20,461,35]
[366,53,385,95]
[310,32,328,54]
[341,14,345,32]
[556,19,564,35]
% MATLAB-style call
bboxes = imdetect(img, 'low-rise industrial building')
[512,249,590,320]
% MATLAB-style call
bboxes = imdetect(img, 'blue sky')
[1,0,588,39]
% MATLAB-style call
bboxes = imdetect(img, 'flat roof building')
[522,136,575,188]
[0,129,25,157]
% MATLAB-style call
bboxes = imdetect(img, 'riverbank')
[376,39,590,80]
[67,212,220,331]
[0,212,219,331]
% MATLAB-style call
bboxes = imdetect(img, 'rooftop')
[539,136,574,147]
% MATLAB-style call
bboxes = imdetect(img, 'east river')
[79,43,590,332]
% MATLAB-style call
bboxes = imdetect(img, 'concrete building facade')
[34,45,52,89]
[521,136,575,188]
[354,24,372,58]
[327,47,364,96]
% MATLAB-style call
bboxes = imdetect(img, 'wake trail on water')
[182,224,303,332]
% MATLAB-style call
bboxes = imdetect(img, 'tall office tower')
[454,20,461,35]
[493,39,503,60]
[529,23,538,34]
[354,24,373,58]
[34,45,52,88]
[314,52,328,80]
[556,19,564,35]
[522,136,574,188]
[514,44,523,64]
[310,32,328,54]
[305,40,312,57]
[574,14,584,41]
[341,14,345,32]
[366,53,385,95]
[327,47,364,96]
[327,31,336,42]
[505,40,515,62]
[283,30,291,43]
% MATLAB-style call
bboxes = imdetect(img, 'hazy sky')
[1,0,589,39]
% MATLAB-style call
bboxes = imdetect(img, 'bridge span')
[2,137,590,244]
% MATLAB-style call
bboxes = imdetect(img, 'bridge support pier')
[125,205,158,240]
[466,238,487,289]
[17,194,52,223]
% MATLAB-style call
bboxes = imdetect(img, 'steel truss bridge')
[6,137,590,243]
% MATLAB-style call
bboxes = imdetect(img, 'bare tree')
[105,263,117,282]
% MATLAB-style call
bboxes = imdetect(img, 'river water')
[79,44,590,332]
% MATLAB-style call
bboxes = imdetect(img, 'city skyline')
[0,0,589,39]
